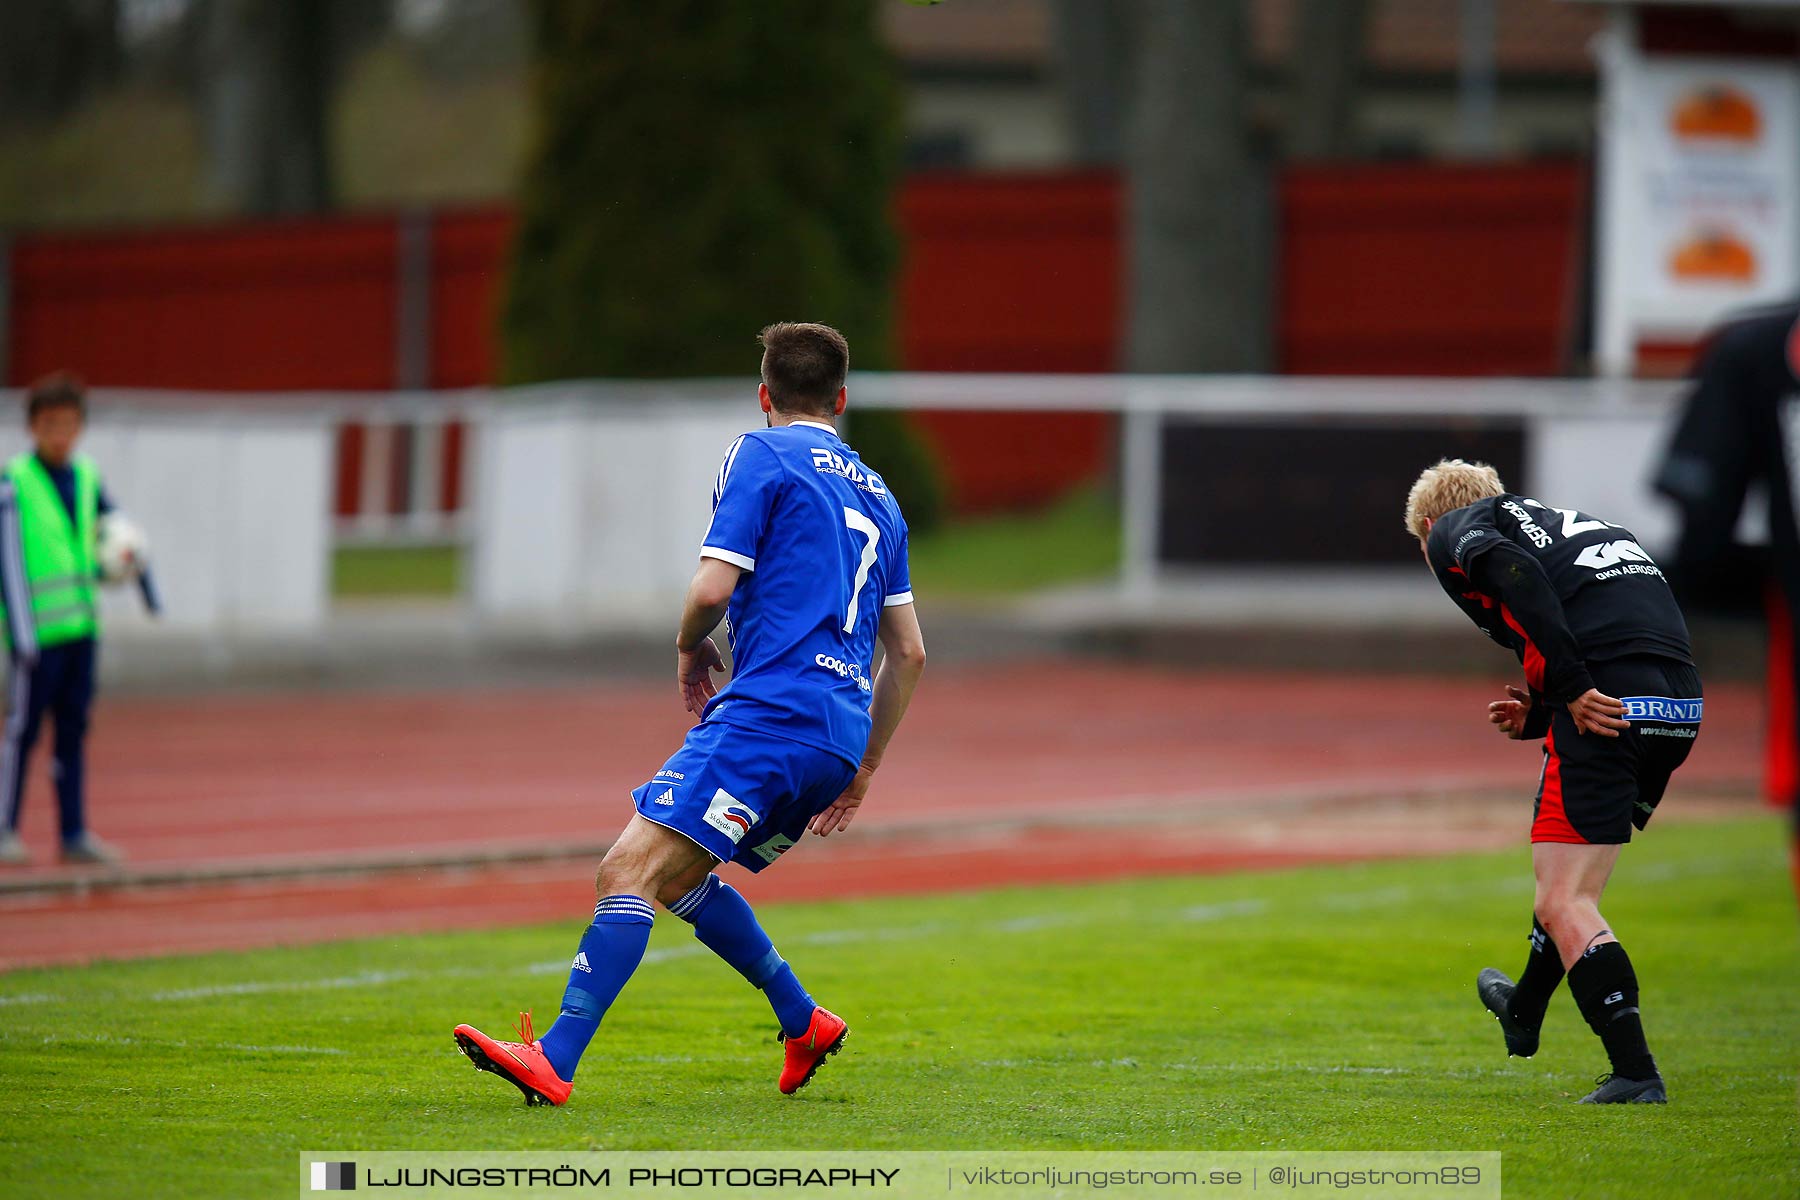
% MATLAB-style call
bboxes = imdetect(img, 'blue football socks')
[535,895,655,1080]
[670,874,817,1037]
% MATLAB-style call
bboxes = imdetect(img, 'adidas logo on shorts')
[653,788,676,806]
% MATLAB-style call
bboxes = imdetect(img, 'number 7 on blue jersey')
[843,507,880,633]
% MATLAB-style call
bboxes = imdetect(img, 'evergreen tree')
[502,0,942,528]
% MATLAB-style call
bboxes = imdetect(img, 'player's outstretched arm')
[810,602,926,838]
[675,557,742,716]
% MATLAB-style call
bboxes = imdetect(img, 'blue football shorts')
[630,720,859,873]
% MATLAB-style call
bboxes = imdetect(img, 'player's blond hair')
[1404,459,1505,543]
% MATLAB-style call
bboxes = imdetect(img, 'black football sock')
[1567,939,1658,1081]
[1508,916,1564,1029]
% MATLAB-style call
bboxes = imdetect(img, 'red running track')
[0,663,1762,969]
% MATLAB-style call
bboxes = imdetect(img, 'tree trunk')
[199,0,333,215]
[1287,0,1366,160]
[1124,0,1270,373]
[1049,0,1131,166]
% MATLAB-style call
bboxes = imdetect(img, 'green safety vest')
[1,453,100,648]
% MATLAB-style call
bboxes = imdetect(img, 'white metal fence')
[1,374,1708,642]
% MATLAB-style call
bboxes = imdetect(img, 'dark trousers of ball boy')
[2,636,97,841]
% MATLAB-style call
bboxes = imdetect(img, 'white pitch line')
[990,913,1081,934]
[970,1058,1584,1082]
[1320,886,1414,911]
[1180,899,1270,922]
[524,945,706,975]
[798,924,947,945]
[0,849,1770,1010]
[0,1030,348,1055]
[147,968,458,1002]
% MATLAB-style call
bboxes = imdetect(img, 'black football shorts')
[1532,656,1703,845]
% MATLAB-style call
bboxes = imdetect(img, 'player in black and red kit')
[1406,459,1701,1105]
[1655,300,1800,899]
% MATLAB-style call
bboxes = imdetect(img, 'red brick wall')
[5,163,1587,512]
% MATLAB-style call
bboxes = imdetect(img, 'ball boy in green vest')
[0,373,150,865]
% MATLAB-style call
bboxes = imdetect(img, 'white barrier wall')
[0,403,333,636]
[468,393,759,631]
[0,377,1709,643]
[462,376,1705,630]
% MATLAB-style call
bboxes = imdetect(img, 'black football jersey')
[1656,301,1798,812]
[1427,494,1694,697]
[1658,301,1800,607]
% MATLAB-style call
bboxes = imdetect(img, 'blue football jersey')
[698,419,912,765]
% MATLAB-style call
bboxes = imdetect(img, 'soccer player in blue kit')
[454,323,927,1106]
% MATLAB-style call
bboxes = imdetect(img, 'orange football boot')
[777,1006,848,1095]
[453,1011,573,1107]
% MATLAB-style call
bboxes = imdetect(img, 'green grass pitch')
[1,817,1794,1199]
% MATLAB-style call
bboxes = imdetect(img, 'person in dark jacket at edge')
[1654,299,1800,903]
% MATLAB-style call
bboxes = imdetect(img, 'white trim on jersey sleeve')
[700,546,755,571]
[712,434,747,508]
[882,590,914,607]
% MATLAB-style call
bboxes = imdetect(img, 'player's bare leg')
[1532,842,1665,1103]
[602,814,717,899]
[1533,842,1622,968]
[1477,785,1622,1061]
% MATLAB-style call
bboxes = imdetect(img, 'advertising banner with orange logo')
[1638,63,1798,313]
[1597,24,1800,374]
